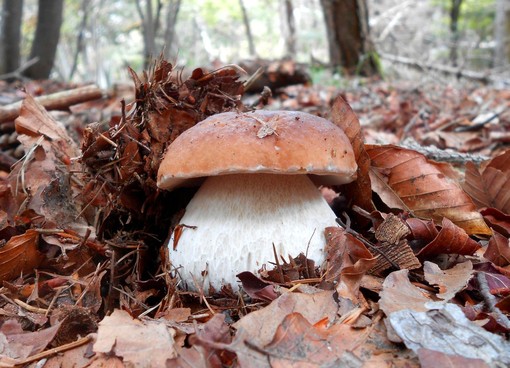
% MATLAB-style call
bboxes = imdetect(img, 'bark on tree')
[494,0,510,67]
[239,0,256,57]
[0,0,24,75]
[135,0,163,69]
[23,0,64,79]
[282,0,296,57]
[69,0,92,80]
[449,0,463,67]
[320,0,379,76]
[163,0,182,59]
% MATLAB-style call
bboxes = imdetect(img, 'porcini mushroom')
[157,110,357,291]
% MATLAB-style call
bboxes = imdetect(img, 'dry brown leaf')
[10,94,86,230]
[371,214,421,274]
[0,319,60,364]
[481,208,510,237]
[324,227,377,301]
[367,145,491,236]
[463,150,510,214]
[484,230,510,267]
[93,309,177,366]
[416,218,481,258]
[329,95,375,214]
[379,269,433,315]
[423,261,473,301]
[233,290,339,347]
[0,229,43,282]
[263,312,366,367]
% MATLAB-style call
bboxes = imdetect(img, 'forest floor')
[0,61,509,367]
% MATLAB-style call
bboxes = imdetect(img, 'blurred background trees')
[0,0,508,87]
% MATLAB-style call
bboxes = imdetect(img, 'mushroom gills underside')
[169,173,339,291]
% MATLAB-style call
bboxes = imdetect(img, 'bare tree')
[449,0,463,67]
[281,0,296,57]
[239,0,256,57]
[163,0,182,59]
[320,0,379,76]
[135,0,163,69]
[69,0,92,80]
[0,0,24,75]
[494,0,510,68]
[23,0,64,79]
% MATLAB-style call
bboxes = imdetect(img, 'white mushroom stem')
[169,173,339,292]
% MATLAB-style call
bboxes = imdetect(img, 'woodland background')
[1,0,509,86]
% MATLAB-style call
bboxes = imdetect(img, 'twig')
[0,57,39,81]
[476,272,510,330]
[0,85,103,124]
[17,335,93,365]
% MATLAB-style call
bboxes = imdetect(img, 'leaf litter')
[0,59,509,366]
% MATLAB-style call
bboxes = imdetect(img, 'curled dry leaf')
[484,230,510,267]
[463,156,510,214]
[366,145,491,236]
[424,261,473,301]
[379,269,433,315]
[324,227,377,302]
[0,229,43,282]
[481,208,510,237]
[329,95,375,214]
[416,218,481,258]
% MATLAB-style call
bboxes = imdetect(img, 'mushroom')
[157,110,357,291]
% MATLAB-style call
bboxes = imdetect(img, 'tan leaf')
[233,290,339,347]
[93,309,177,366]
[367,144,491,236]
[379,269,433,315]
[424,261,473,301]
[0,229,43,282]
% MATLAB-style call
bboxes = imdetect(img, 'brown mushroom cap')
[157,110,357,190]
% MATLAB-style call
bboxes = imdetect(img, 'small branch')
[0,85,104,124]
[17,335,93,365]
[0,57,39,81]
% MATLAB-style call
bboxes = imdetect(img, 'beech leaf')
[424,261,473,301]
[367,145,491,236]
[0,229,43,282]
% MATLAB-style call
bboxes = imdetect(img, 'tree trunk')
[0,0,24,75]
[69,0,92,80]
[320,0,379,76]
[239,0,256,57]
[449,0,463,67]
[494,0,510,67]
[282,0,296,57]
[135,0,163,69]
[23,0,64,79]
[163,0,182,59]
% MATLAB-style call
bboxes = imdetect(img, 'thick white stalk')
[169,173,338,291]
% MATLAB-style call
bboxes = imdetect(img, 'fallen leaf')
[233,290,338,347]
[264,312,366,367]
[423,261,473,301]
[484,229,510,267]
[330,95,375,215]
[416,218,481,258]
[93,309,177,367]
[417,348,489,368]
[324,226,377,302]
[379,269,433,315]
[0,229,43,282]
[481,208,510,237]
[237,271,279,301]
[0,319,60,363]
[388,303,510,366]
[367,145,491,236]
